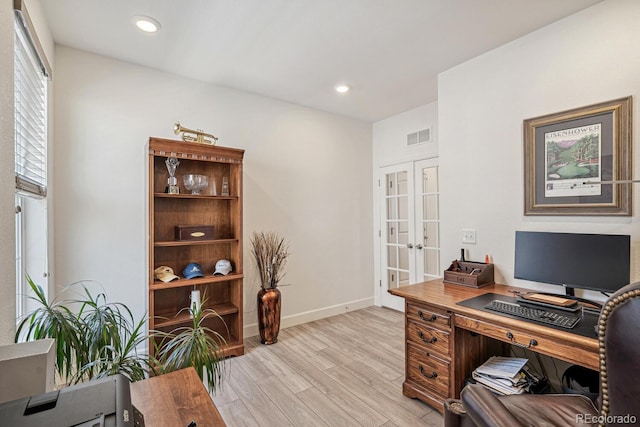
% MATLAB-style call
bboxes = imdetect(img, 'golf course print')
[543,123,602,198]
[546,133,600,181]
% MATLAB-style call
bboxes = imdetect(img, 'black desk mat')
[456,293,599,339]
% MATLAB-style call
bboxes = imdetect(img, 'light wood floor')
[212,306,444,426]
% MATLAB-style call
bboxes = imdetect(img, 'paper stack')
[471,356,541,395]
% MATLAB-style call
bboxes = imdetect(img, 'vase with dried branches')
[250,231,289,344]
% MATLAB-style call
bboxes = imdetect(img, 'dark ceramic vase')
[257,287,281,344]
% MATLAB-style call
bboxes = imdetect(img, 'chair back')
[598,281,640,424]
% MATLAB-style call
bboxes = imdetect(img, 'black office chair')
[444,281,640,427]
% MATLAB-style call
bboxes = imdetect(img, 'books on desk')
[471,356,545,395]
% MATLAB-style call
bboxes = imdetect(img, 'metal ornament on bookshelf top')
[174,121,218,145]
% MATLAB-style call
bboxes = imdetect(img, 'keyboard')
[484,300,580,329]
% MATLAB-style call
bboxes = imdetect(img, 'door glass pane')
[386,197,397,220]
[399,270,410,286]
[387,246,397,268]
[399,247,409,270]
[397,171,408,195]
[397,195,408,220]
[386,222,397,243]
[424,222,439,248]
[423,194,439,221]
[424,249,440,276]
[398,220,409,245]
[386,174,396,196]
[387,269,398,289]
[423,166,438,193]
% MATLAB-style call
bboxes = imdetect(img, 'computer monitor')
[514,231,630,295]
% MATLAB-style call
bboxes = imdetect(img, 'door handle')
[407,243,414,249]
[415,244,423,250]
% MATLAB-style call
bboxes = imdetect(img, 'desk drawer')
[455,315,599,370]
[407,343,450,397]
[407,320,450,356]
[407,302,450,329]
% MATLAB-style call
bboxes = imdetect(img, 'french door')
[379,159,440,310]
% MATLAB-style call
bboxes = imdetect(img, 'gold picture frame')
[523,97,632,216]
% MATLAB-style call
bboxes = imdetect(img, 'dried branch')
[250,231,290,289]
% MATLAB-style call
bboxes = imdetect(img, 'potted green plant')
[16,276,153,384]
[250,231,290,344]
[152,294,228,393]
[73,288,152,382]
[17,277,229,392]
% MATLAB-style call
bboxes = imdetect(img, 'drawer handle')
[418,310,437,322]
[418,330,437,344]
[419,365,438,379]
[506,331,538,349]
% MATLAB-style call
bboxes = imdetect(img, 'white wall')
[439,0,640,298]
[53,46,373,339]
[372,103,439,168]
[371,102,438,305]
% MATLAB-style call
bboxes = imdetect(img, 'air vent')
[407,127,432,146]
[418,128,431,143]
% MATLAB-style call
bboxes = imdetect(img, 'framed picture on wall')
[523,96,632,216]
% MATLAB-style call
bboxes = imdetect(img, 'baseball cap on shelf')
[213,259,232,276]
[154,266,180,283]
[183,262,205,279]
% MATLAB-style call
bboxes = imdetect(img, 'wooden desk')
[130,368,226,427]
[389,280,599,413]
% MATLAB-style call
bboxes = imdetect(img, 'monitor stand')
[560,285,602,311]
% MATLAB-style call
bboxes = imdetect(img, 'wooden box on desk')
[443,261,494,288]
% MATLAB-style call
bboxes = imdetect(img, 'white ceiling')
[40,0,602,122]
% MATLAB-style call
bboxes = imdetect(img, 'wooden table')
[130,367,226,427]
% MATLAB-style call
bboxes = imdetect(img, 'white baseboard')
[243,296,374,338]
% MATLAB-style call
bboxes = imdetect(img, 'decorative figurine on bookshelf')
[221,176,229,196]
[190,289,201,319]
[174,122,218,145]
[165,157,180,194]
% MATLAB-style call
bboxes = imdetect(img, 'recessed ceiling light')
[335,84,350,94]
[134,16,161,33]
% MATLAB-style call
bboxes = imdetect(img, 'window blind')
[14,13,48,197]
